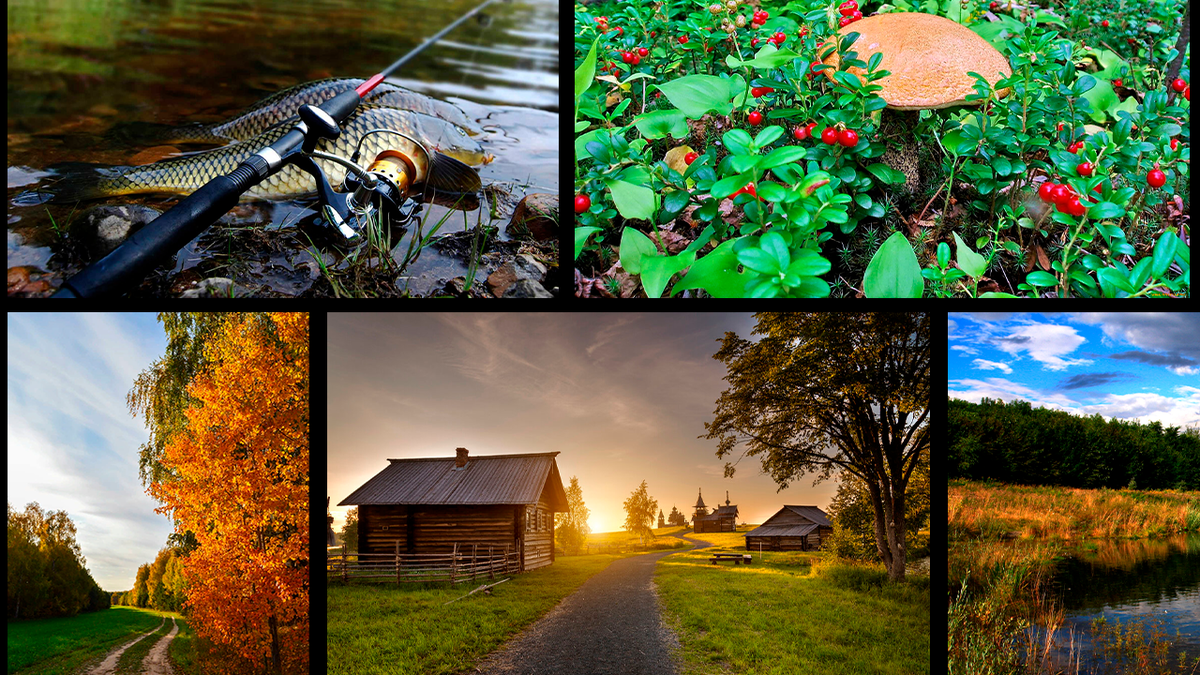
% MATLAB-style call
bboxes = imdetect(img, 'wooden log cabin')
[338,448,568,572]
[744,505,833,551]
[693,489,739,533]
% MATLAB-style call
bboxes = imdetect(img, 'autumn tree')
[554,477,591,555]
[340,508,358,553]
[622,481,658,546]
[703,313,929,582]
[144,313,309,675]
[134,564,150,608]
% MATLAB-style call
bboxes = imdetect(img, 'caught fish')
[149,77,483,144]
[50,105,484,203]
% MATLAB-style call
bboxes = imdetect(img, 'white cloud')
[971,359,1013,374]
[994,324,1092,371]
[947,378,1078,411]
[1078,386,1200,429]
[951,345,979,356]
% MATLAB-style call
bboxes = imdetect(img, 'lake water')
[1033,535,1200,674]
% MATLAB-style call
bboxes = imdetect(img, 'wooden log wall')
[522,501,554,570]
[361,505,517,556]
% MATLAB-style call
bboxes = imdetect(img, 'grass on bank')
[949,479,1200,542]
[655,544,930,675]
[326,553,636,675]
[7,606,175,675]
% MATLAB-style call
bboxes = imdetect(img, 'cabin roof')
[698,504,739,520]
[744,505,831,538]
[339,452,568,510]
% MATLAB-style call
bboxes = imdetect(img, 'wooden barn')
[693,489,739,533]
[744,505,833,551]
[338,448,568,572]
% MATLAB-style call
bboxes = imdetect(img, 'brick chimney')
[455,447,469,468]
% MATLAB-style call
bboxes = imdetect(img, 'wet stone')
[73,205,163,259]
[507,193,558,241]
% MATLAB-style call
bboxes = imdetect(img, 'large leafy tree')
[7,502,108,619]
[622,480,658,546]
[554,476,591,554]
[702,313,929,581]
[147,313,309,675]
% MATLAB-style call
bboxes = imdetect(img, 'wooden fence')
[327,543,519,585]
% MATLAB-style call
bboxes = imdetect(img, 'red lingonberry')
[1171,78,1187,93]
[1170,138,1180,151]
[575,194,591,214]
[1146,169,1167,188]
[1101,19,1109,27]
[637,47,649,57]
[1066,196,1087,217]
[678,35,689,44]
[1113,78,1123,87]
[821,127,838,145]
[1038,182,1055,202]
[751,38,759,47]
[793,125,810,141]
[748,111,763,125]
[684,152,699,165]
[838,129,859,147]
[773,32,786,44]
[838,16,852,27]
[1077,162,1094,177]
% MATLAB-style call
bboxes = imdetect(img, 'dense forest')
[110,545,188,611]
[7,502,110,620]
[949,398,1200,490]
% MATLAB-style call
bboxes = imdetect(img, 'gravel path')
[472,533,711,675]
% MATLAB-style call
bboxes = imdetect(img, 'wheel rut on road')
[473,532,711,675]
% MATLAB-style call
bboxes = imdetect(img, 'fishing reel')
[290,126,429,245]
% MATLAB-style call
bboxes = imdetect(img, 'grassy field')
[327,553,635,675]
[948,480,1200,674]
[655,539,929,675]
[949,479,1200,541]
[580,525,691,552]
[7,606,176,675]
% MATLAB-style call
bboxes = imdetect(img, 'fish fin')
[43,163,128,204]
[426,152,482,194]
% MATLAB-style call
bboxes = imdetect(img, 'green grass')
[7,606,174,675]
[167,617,198,675]
[655,546,930,675]
[327,553,635,675]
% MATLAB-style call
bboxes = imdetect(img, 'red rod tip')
[356,74,386,97]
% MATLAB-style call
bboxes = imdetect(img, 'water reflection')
[1036,535,1200,673]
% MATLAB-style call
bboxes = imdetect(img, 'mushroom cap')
[821,13,1011,110]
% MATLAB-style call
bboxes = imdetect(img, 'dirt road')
[86,616,180,675]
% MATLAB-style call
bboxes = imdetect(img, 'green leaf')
[727,44,803,70]
[937,242,951,269]
[1097,267,1134,294]
[854,193,873,209]
[619,227,657,275]
[607,180,657,221]
[738,248,782,276]
[711,174,753,199]
[979,292,1020,298]
[656,75,735,119]
[729,155,762,174]
[574,38,599,125]
[632,110,689,139]
[756,181,787,202]
[723,129,755,156]
[863,231,923,298]
[941,130,975,155]
[660,189,691,222]
[786,248,831,278]
[1151,231,1180,278]
[759,145,807,169]
[760,231,790,272]
[753,126,784,148]
[575,226,602,260]
[991,156,1013,176]
[1152,122,1183,139]
[952,232,988,279]
[1086,201,1126,219]
[1024,270,1058,287]
[865,163,906,185]
[671,239,748,297]
[640,253,694,298]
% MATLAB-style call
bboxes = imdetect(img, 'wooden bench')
[709,553,753,565]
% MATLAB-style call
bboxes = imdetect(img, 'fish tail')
[426,152,482,194]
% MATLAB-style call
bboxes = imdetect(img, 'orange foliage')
[150,313,309,674]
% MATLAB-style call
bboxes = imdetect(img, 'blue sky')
[7,313,175,592]
[948,313,1200,429]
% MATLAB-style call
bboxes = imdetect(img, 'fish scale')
[165,78,483,144]
[66,105,486,202]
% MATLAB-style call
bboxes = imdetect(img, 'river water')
[1033,535,1200,675]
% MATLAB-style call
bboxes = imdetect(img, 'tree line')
[949,397,1200,490]
[8,502,110,620]
[110,546,187,612]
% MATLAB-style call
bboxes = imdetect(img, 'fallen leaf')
[663,145,696,175]
[1035,244,1050,271]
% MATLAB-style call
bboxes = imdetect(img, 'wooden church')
[338,448,568,572]
[692,488,739,533]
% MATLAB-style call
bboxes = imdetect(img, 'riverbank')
[948,481,1200,674]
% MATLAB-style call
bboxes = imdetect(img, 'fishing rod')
[52,0,503,298]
